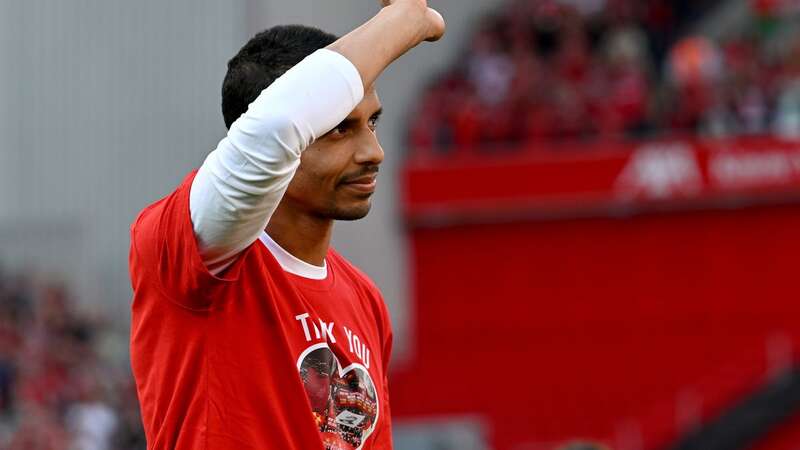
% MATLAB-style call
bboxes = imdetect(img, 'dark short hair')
[221,25,338,129]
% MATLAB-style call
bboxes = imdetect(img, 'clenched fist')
[380,0,445,42]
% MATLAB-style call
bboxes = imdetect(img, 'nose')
[353,131,384,166]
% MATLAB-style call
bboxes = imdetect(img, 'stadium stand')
[0,266,145,450]
[407,0,800,155]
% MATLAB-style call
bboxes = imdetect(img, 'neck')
[265,204,333,267]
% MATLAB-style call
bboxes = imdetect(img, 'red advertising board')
[403,137,800,224]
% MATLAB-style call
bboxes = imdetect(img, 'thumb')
[425,7,446,42]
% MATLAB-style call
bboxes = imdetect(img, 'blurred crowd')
[0,267,144,450]
[408,0,800,154]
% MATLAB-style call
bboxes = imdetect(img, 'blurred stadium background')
[2,0,800,449]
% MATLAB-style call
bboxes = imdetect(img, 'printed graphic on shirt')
[298,343,378,450]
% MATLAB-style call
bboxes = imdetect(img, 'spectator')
[409,0,800,156]
[0,269,144,450]
[774,37,800,137]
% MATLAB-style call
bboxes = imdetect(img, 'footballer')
[128,1,445,448]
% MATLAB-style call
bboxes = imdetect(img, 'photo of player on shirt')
[300,347,378,450]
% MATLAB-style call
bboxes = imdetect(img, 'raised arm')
[189,1,445,275]
[328,0,445,89]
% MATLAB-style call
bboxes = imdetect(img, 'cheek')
[287,169,323,204]
[301,145,350,184]
[292,151,344,196]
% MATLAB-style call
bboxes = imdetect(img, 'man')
[128,1,445,449]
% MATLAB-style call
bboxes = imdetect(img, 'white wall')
[0,0,247,311]
[0,0,504,362]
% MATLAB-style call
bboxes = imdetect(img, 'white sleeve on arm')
[189,49,365,275]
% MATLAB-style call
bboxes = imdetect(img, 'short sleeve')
[129,170,256,309]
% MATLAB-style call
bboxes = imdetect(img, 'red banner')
[403,137,800,225]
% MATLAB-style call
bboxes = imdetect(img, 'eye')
[368,116,380,131]
[328,124,349,138]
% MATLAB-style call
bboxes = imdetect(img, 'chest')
[214,262,384,378]
[210,264,386,446]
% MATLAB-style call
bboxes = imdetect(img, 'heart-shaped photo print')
[298,344,379,450]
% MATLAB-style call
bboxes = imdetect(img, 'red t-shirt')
[129,171,393,450]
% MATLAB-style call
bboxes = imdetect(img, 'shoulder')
[328,248,381,295]
[328,249,393,357]
[129,169,261,309]
[130,170,199,261]
[131,170,199,234]
[328,248,393,342]
[129,171,200,282]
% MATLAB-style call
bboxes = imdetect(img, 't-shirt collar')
[258,231,328,280]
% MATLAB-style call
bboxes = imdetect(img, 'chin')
[332,201,372,221]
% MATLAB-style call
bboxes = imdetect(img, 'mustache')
[339,166,380,184]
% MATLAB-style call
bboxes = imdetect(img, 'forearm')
[327,2,435,89]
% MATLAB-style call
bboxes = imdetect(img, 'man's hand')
[379,0,445,42]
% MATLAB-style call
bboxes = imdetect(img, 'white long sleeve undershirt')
[189,49,365,275]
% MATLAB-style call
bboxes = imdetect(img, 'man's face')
[283,88,384,221]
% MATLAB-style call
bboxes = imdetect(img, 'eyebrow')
[337,108,383,127]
